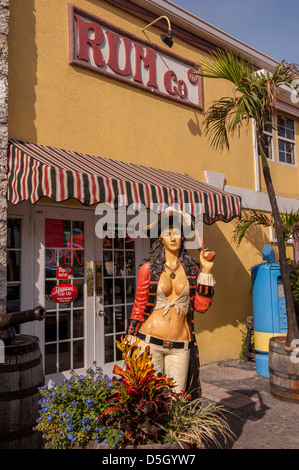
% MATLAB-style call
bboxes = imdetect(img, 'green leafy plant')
[237,320,254,360]
[34,365,124,449]
[287,259,299,308]
[162,394,235,449]
[99,338,176,448]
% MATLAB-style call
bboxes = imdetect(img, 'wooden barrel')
[269,336,299,404]
[0,334,44,448]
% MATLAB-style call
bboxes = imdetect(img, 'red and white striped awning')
[7,140,241,224]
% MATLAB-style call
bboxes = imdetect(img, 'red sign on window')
[51,284,78,304]
[57,266,74,279]
[45,219,64,247]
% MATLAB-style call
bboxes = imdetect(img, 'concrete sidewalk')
[199,358,299,449]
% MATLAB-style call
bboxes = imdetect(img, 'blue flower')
[81,417,89,425]
[107,381,113,388]
[46,416,52,421]
[62,393,66,398]
[86,399,93,407]
[67,434,74,441]
[79,375,85,381]
[42,406,49,412]
[61,412,67,417]
[66,425,74,431]
[70,377,75,382]
[51,391,56,397]
[104,375,110,381]
[67,385,72,390]
[51,381,56,387]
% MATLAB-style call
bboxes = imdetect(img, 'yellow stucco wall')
[7,0,298,365]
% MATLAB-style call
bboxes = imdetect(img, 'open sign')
[51,284,78,304]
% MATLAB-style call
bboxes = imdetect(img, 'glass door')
[35,205,150,381]
[94,222,150,376]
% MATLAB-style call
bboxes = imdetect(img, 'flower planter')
[76,440,192,449]
[269,336,299,404]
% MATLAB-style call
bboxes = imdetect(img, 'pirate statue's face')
[161,226,182,254]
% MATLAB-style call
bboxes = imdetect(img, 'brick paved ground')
[199,359,299,449]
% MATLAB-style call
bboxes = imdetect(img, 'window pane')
[7,251,20,282]
[126,278,135,303]
[125,234,135,250]
[115,305,125,333]
[7,219,21,248]
[73,340,84,369]
[59,342,71,372]
[73,250,84,277]
[103,251,113,276]
[116,334,123,361]
[45,311,57,342]
[63,220,72,247]
[73,309,84,338]
[114,251,124,277]
[45,344,57,375]
[104,306,114,334]
[126,251,135,276]
[7,285,20,312]
[59,310,71,340]
[73,279,84,307]
[72,221,84,249]
[114,237,124,249]
[279,150,286,163]
[45,280,58,309]
[45,249,57,278]
[104,279,113,305]
[105,335,114,363]
[115,279,124,304]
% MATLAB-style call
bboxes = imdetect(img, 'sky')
[172,0,299,65]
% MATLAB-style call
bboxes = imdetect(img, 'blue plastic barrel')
[251,245,288,377]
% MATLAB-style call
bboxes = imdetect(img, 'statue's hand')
[200,249,215,274]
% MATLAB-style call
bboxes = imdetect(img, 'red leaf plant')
[98,337,176,448]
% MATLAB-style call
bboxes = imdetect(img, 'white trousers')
[137,338,190,393]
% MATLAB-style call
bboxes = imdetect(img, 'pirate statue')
[126,209,215,399]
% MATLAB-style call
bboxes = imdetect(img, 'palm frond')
[232,211,272,246]
[195,49,299,151]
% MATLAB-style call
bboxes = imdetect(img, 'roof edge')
[129,0,280,70]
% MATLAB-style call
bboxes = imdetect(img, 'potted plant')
[35,338,234,449]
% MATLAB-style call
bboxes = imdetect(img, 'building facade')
[3,0,299,384]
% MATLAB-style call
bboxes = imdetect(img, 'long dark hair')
[142,234,199,280]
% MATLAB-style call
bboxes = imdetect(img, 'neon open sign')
[68,4,203,110]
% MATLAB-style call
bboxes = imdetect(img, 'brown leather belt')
[137,332,191,349]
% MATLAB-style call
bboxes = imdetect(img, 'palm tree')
[232,209,299,247]
[195,49,299,346]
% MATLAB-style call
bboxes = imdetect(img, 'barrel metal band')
[0,381,44,401]
[0,357,41,373]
